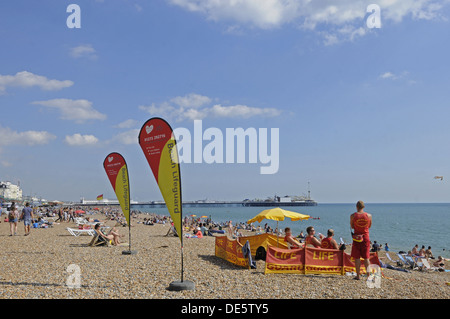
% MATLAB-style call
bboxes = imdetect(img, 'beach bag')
[255,246,266,261]
[351,233,363,243]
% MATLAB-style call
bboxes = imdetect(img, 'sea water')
[133,203,450,259]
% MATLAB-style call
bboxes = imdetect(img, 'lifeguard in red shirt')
[304,226,322,248]
[350,200,372,280]
[320,229,339,249]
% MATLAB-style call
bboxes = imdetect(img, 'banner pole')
[181,214,184,282]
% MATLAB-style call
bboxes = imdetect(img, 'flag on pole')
[96,194,104,201]
[103,153,130,226]
[138,118,182,241]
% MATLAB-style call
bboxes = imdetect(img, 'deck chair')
[67,227,95,237]
[419,258,438,271]
[88,232,111,247]
[386,252,403,267]
[397,253,413,269]
[404,255,419,270]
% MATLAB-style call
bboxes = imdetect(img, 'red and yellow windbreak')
[103,152,130,226]
[265,245,380,275]
[139,118,182,242]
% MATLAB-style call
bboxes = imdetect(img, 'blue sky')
[1,0,450,203]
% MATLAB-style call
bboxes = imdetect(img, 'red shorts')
[351,236,370,260]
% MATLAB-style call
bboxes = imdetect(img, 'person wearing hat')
[195,227,203,238]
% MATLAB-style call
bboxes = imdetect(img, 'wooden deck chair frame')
[88,233,111,247]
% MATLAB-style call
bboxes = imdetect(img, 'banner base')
[168,280,195,291]
[122,250,137,255]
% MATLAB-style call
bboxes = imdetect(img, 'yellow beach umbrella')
[247,207,310,247]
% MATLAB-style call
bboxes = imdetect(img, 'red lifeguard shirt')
[352,212,371,237]
[305,235,321,248]
[321,237,333,249]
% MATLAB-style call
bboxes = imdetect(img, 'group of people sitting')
[284,226,345,250]
[408,244,447,269]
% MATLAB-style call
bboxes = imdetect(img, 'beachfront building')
[0,181,23,201]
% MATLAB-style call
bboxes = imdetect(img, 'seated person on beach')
[284,227,303,249]
[411,244,419,256]
[195,227,203,238]
[433,256,446,268]
[320,229,339,250]
[371,241,380,252]
[418,245,426,257]
[385,243,390,251]
[296,231,305,240]
[425,246,434,259]
[94,223,123,245]
[304,226,322,248]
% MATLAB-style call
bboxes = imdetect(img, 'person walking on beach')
[55,208,63,222]
[350,200,372,280]
[21,202,34,236]
[8,203,19,236]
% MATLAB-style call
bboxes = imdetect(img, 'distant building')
[0,181,23,201]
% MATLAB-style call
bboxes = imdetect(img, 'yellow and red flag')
[103,152,130,226]
[96,194,103,201]
[138,117,182,242]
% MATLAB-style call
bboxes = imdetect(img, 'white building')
[0,181,23,201]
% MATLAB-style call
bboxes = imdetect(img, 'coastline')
[0,213,448,299]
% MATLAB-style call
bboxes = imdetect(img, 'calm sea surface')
[133,203,450,259]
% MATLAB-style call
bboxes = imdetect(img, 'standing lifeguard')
[350,200,372,280]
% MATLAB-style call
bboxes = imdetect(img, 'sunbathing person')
[425,246,434,259]
[418,245,426,257]
[94,223,123,245]
[433,256,446,268]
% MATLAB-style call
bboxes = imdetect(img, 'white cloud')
[170,93,212,108]
[0,71,73,94]
[168,0,450,43]
[379,72,397,79]
[112,129,140,145]
[209,104,281,118]
[0,125,56,146]
[65,134,99,146]
[70,44,98,60]
[32,99,107,123]
[115,119,139,129]
[139,93,281,122]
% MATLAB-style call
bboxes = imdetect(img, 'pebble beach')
[0,214,448,300]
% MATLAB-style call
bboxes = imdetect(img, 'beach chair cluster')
[75,217,98,227]
[385,252,439,272]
